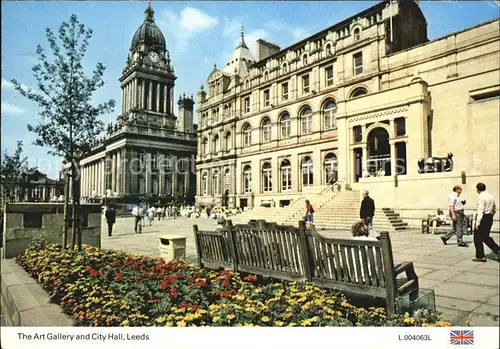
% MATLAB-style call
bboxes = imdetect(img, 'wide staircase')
[231,184,408,232]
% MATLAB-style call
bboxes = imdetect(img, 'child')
[430,209,446,234]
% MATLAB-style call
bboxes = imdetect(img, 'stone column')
[141,80,145,109]
[163,85,168,114]
[116,149,122,196]
[145,153,152,194]
[129,149,136,195]
[81,166,85,197]
[362,146,368,175]
[156,82,161,112]
[271,156,278,193]
[170,87,174,115]
[184,172,189,197]
[390,140,396,177]
[172,157,177,196]
[122,148,128,195]
[158,154,165,195]
[96,162,100,196]
[195,169,201,196]
[121,88,125,113]
[148,81,153,110]
[231,164,237,207]
[111,152,116,193]
[101,160,105,196]
[290,153,299,192]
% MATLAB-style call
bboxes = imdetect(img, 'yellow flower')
[288,322,297,327]
[261,316,271,322]
[176,320,187,327]
[283,313,292,319]
[213,316,221,322]
[227,314,236,320]
[275,321,284,327]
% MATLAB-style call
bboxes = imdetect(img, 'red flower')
[243,274,257,282]
[180,302,188,308]
[196,280,207,287]
[213,291,220,297]
[190,305,199,312]
[85,266,92,272]
[141,272,149,278]
[112,260,121,267]
[135,276,141,281]
[151,298,160,303]
[90,269,99,277]
[116,273,123,281]
[222,280,229,287]
[159,258,166,265]
[221,290,234,297]
[160,282,168,290]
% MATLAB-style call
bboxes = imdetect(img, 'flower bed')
[16,238,451,327]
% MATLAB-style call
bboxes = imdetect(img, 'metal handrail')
[320,178,346,194]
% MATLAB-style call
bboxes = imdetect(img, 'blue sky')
[2,1,499,178]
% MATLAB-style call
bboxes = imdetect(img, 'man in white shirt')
[132,205,143,234]
[472,183,499,262]
[441,185,468,247]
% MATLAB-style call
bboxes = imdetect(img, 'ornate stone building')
[80,3,197,205]
[196,0,499,210]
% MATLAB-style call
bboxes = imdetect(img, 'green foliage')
[10,14,115,161]
[0,141,33,201]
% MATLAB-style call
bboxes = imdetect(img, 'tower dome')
[223,26,255,76]
[131,1,166,52]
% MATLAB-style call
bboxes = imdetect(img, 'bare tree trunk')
[70,166,77,250]
[75,167,82,250]
[63,168,70,249]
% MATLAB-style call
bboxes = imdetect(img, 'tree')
[11,14,115,249]
[0,141,31,202]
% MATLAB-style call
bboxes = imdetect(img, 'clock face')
[148,51,160,63]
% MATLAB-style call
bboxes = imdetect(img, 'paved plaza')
[102,216,499,327]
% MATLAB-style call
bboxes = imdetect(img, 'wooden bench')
[193,219,419,316]
[421,214,474,235]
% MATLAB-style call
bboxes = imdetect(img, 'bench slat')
[367,247,379,287]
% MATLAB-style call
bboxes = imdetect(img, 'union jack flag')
[450,330,474,345]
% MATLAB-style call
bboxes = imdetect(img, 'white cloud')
[1,102,25,114]
[179,7,218,33]
[245,29,271,54]
[264,21,311,42]
[222,17,242,38]
[1,78,29,91]
[291,27,311,41]
[158,7,218,53]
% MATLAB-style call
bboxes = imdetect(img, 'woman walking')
[305,200,315,226]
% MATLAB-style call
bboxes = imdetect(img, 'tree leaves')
[11,14,115,162]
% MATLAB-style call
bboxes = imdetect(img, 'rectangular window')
[139,153,146,168]
[151,154,158,169]
[395,117,406,136]
[244,97,250,114]
[243,171,252,193]
[302,75,310,94]
[152,177,159,195]
[353,52,363,75]
[325,66,334,86]
[32,187,42,198]
[282,83,289,101]
[23,212,43,228]
[264,89,270,107]
[165,177,172,195]
[353,126,362,143]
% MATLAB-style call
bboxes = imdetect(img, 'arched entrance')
[323,153,338,184]
[367,127,391,176]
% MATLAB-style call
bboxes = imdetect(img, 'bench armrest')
[394,262,414,276]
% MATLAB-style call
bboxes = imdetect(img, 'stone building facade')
[80,3,197,205]
[195,0,499,210]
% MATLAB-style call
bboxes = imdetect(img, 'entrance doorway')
[367,127,391,176]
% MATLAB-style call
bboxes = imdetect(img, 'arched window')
[242,123,252,147]
[213,171,220,196]
[282,63,288,74]
[280,159,292,191]
[243,165,252,193]
[300,106,313,135]
[202,138,208,156]
[262,163,272,192]
[165,176,172,195]
[353,28,361,41]
[224,168,231,190]
[350,87,368,99]
[280,113,291,139]
[325,44,332,56]
[261,117,272,143]
[367,127,391,176]
[225,132,232,151]
[213,134,220,153]
[303,54,308,66]
[245,79,250,89]
[323,153,338,184]
[201,172,208,196]
[323,100,337,130]
[264,71,269,81]
[301,156,314,187]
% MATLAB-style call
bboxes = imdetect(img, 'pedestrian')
[305,199,314,225]
[156,206,162,221]
[430,209,447,234]
[441,185,468,247]
[360,190,375,232]
[472,183,499,262]
[148,205,156,226]
[105,205,116,237]
[132,205,142,234]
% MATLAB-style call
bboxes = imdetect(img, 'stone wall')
[1,259,73,326]
[2,203,101,259]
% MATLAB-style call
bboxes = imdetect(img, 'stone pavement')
[102,216,499,326]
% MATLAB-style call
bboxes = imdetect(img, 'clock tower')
[119,1,176,129]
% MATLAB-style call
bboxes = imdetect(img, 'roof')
[130,2,166,51]
[222,26,256,76]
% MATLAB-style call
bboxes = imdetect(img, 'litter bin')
[158,235,186,262]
